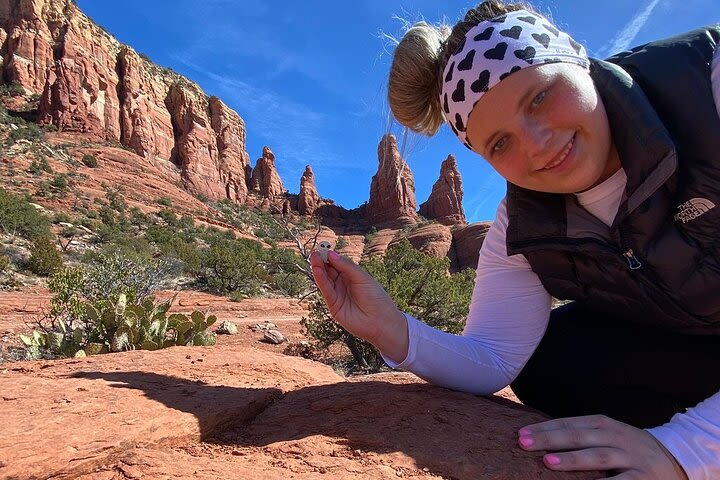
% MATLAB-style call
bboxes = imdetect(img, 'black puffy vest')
[505,25,720,334]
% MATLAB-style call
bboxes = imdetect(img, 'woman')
[310,1,720,478]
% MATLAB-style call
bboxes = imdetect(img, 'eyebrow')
[482,84,539,153]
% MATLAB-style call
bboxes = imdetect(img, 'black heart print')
[514,46,536,64]
[500,25,522,39]
[484,42,508,60]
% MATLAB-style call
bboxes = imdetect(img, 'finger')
[518,425,620,451]
[541,448,630,472]
[520,414,617,435]
[310,253,338,306]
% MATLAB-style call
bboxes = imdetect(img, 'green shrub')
[335,236,349,250]
[51,173,69,192]
[0,255,10,273]
[27,236,63,276]
[81,154,98,168]
[28,157,52,175]
[0,81,25,97]
[156,197,172,207]
[197,237,264,296]
[9,123,43,144]
[0,188,51,239]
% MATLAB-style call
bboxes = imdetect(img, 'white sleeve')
[383,198,552,395]
[643,46,720,480]
[647,391,720,480]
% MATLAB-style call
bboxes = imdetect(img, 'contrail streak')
[601,0,662,56]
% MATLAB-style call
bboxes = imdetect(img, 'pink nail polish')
[518,428,531,436]
[544,454,561,466]
[518,435,534,448]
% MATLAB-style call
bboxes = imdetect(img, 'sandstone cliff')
[1,0,251,204]
[297,164,320,216]
[251,146,285,198]
[419,154,466,226]
[366,134,417,226]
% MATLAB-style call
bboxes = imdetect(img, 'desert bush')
[302,240,475,373]
[0,188,51,239]
[82,250,172,304]
[51,173,69,193]
[27,236,63,276]
[9,123,43,144]
[20,292,217,359]
[156,196,172,207]
[81,154,98,168]
[0,81,25,97]
[0,255,10,273]
[28,156,52,175]
[335,236,349,250]
[197,237,264,297]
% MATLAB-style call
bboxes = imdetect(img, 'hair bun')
[388,22,451,136]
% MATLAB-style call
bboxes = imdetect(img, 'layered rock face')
[419,155,466,226]
[251,146,285,198]
[1,0,65,94]
[297,164,320,215]
[210,96,252,203]
[118,46,174,162]
[1,0,251,203]
[450,221,493,272]
[366,134,417,225]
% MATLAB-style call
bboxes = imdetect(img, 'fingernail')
[518,428,531,436]
[518,435,534,448]
[329,251,340,261]
[544,454,561,466]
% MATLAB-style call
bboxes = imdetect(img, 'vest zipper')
[622,249,642,269]
[618,223,642,270]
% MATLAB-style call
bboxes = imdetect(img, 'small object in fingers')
[316,241,332,263]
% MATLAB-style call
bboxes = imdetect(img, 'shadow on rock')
[72,370,597,479]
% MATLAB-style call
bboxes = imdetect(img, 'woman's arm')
[383,199,552,394]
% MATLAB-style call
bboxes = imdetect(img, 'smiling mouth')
[540,133,575,171]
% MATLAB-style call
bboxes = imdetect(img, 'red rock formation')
[165,81,225,201]
[389,223,453,259]
[209,96,251,203]
[450,221,493,272]
[419,155,466,226]
[366,134,417,226]
[37,6,122,139]
[297,165,320,216]
[251,146,285,198]
[118,47,175,163]
[0,0,67,94]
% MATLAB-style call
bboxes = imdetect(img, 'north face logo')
[674,198,716,223]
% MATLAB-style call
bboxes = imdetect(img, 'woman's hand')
[309,250,409,363]
[517,414,688,480]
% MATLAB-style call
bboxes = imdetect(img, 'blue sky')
[76,0,719,223]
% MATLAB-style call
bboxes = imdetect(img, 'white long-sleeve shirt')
[383,45,720,479]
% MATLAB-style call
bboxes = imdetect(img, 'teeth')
[543,136,574,170]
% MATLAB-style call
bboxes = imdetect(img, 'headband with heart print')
[440,10,589,149]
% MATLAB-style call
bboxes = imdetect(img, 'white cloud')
[596,0,662,58]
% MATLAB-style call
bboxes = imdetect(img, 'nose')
[519,118,552,160]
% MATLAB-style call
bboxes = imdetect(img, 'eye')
[492,136,508,153]
[531,90,547,107]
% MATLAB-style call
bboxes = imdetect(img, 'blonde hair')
[388,1,530,136]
